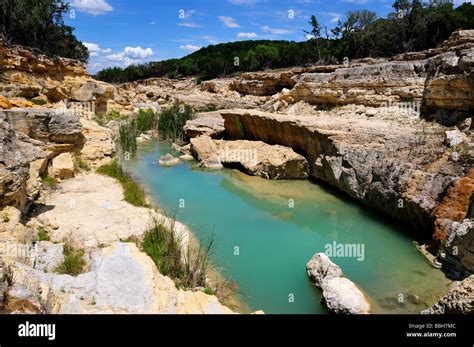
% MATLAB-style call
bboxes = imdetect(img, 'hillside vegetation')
[0,0,89,62]
[95,0,474,84]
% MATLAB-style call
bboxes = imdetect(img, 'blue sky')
[65,0,472,73]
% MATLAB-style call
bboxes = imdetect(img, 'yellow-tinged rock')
[9,98,34,108]
[0,95,12,109]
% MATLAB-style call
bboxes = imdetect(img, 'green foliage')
[119,121,138,155]
[55,243,85,276]
[74,154,90,172]
[95,1,474,84]
[0,0,89,63]
[37,227,50,241]
[141,219,214,289]
[96,159,148,207]
[41,175,57,187]
[136,108,158,133]
[158,103,194,141]
[31,98,47,106]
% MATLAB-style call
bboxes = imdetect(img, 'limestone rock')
[35,174,189,250]
[321,277,371,314]
[306,253,343,287]
[48,153,74,180]
[0,109,84,145]
[5,242,234,314]
[0,95,12,109]
[214,140,309,179]
[306,253,371,314]
[159,154,181,167]
[220,109,470,238]
[422,275,473,314]
[0,116,46,210]
[184,116,225,139]
[79,118,114,168]
[190,136,224,170]
[445,129,466,147]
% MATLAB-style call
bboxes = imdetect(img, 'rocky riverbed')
[0,30,473,314]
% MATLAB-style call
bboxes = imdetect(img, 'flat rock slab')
[36,174,189,250]
[8,242,234,314]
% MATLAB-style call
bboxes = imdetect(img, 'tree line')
[95,0,473,84]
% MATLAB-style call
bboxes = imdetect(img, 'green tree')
[0,0,88,62]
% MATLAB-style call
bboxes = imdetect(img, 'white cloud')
[70,0,113,15]
[178,22,201,28]
[106,53,125,62]
[237,32,257,39]
[219,16,240,28]
[150,21,156,25]
[262,26,294,35]
[179,44,202,52]
[83,42,111,56]
[124,46,153,59]
[106,46,154,63]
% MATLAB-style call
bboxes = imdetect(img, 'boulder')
[159,154,181,167]
[306,253,343,287]
[215,140,309,180]
[422,275,473,314]
[321,277,371,315]
[445,129,466,148]
[48,153,74,180]
[190,136,224,170]
[306,253,371,314]
[184,116,225,139]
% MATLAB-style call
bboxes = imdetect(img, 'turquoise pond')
[123,141,451,314]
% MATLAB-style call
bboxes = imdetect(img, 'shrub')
[37,227,50,241]
[55,243,85,276]
[136,108,158,133]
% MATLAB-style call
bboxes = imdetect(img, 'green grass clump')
[158,103,194,142]
[97,159,148,207]
[41,175,57,187]
[55,243,85,276]
[37,227,50,241]
[31,98,47,106]
[74,155,90,172]
[141,219,214,289]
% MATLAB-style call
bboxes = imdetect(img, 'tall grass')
[141,219,214,289]
[96,159,148,207]
[158,103,194,142]
[118,108,159,156]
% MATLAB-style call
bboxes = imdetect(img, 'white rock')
[159,154,181,167]
[48,153,74,180]
[306,253,342,287]
[445,129,466,147]
[321,277,371,314]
